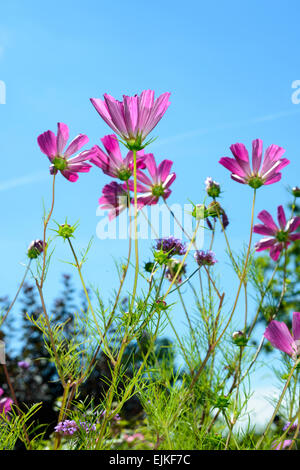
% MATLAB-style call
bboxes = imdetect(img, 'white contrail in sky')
[153,108,300,147]
[1,108,299,192]
[0,171,49,192]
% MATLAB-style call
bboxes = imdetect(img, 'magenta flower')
[264,312,300,360]
[90,134,147,181]
[37,122,95,182]
[98,181,129,220]
[90,90,171,150]
[0,388,13,417]
[253,205,300,261]
[272,439,295,450]
[127,154,176,207]
[219,139,289,188]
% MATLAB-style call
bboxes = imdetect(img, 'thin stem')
[177,286,200,357]
[67,239,115,365]
[130,149,139,311]
[215,190,256,347]
[39,174,56,289]
[163,219,201,300]
[36,283,66,387]
[0,260,31,327]
[2,364,32,449]
[53,379,71,450]
[255,358,300,449]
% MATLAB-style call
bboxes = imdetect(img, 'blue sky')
[0,1,300,398]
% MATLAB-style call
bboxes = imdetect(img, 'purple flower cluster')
[283,421,299,433]
[54,420,78,436]
[18,361,30,370]
[155,237,186,257]
[194,250,217,267]
[54,419,97,436]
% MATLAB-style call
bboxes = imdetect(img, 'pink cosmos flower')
[253,205,300,261]
[90,134,148,181]
[219,139,289,188]
[127,154,176,207]
[264,312,300,360]
[98,181,129,221]
[90,90,171,149]
[0,387,13,417]
[37,122,95,182]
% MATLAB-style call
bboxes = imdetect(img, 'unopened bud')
[205,177,221,198]
[27,240,45,259]
[292,186,300,198]
[232,331,248,347]
[58,223,75,239]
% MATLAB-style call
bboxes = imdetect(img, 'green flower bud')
[213,395,230,410]
[58,223,75,239]
[292,186,300,198]
[232,331,248,347]
[144,261,155,273]
[27,240,45,259]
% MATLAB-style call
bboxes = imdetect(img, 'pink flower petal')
[253,224,277,236]
[219,157,247,178]
[257,210,278,233]
[255,237,276,252]
[104,94,128,137]
[230,143,251,177]
[269,243,283,261]
[286,216,300,233]
[37,130,57,159]
[90,98,121,135]
[263,173,282,185]
[144,154,158,183]
[101,134,123,165]
[157,159,173,183]
[277,205,287,230]
[292,312,300,341]
[123,95,139,138]
[56,123,69,155]
[264,320,295,355]
[64,134,89,158]
[60,170,79,182]
[252,139,263,174]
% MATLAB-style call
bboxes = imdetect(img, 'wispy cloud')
[0,171,49,192]
[153,108,300,147]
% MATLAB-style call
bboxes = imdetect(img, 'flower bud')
[292,186,300,198]
[155,299,168,311]
[232,330,248,347]
[192,204,207,220]
[205,177,221,198]
[144,261,155,273]
[27,240,45,259]
[207,201,223,217]
[58,223,75,239]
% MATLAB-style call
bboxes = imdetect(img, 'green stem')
[130,149,139,311]
[256,358,300,449]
